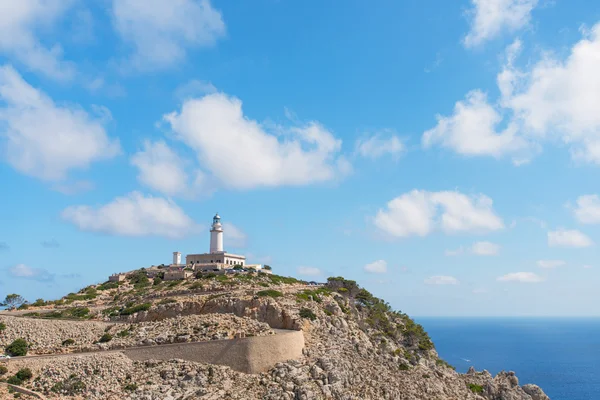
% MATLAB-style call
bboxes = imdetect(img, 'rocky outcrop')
[118,296,302,330]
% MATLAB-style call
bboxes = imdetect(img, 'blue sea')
[417,318,600,400]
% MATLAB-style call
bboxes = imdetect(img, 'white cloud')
[583,265,593,269]
[374,190,504,238]
[471,241,501,256]
[61,192,197,238]
[363,260,387,274]
[112,0,226,71]
[130,140,206,197]
[222,222,247,248]
[497,272,543,283]
[422,90,528,160]
[572,195,600,224]
[0,0,76,80]
[164,92,350,189]
[548,229,594,248]
[537,260,566,269]
[297,266,322,277]
[463,0,538,47]
[424,275,459,285]
[445,247,465,256]
[428,24,600,165]
[8,264,54,282]
[355,133,404,160]
[0,65,120,181]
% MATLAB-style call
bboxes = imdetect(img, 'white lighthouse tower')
[209,213,224,253]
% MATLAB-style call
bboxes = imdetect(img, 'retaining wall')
[123,329,304,374]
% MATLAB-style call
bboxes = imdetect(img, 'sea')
[416,318,600,400]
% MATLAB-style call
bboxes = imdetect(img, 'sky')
[1,0,600,317]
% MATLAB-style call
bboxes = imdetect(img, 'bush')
[62,339,75,346]
[124,383,138,391]
[64,307,90,319]
[0,322,6,332]
[98,333,112,343]
[120,303,151,316]
[5,338,28,356]
[469,383,484,394]
[153,277,163,286]
[128,270,149,286]
[32,299,46,307]
[51,375,86,395]
[6,375,22,385]
[299,308,317,321]
[257,290,283,298]
[436,358,456,370]
[0,365,7,375]
[117,329,130,338]
[97,281,119,291]
[17,303,29,310]
[158,298,177,305]
[15,368,32,381]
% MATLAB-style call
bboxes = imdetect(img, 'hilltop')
[0,269,549,399]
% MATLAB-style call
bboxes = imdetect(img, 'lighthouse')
[209,213,224,253]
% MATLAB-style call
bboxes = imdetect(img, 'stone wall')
[123,329,305,374]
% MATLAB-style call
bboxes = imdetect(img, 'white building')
[185,213,246,267]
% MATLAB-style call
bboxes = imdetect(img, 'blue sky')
[2,0,600,316]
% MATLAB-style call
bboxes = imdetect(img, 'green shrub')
[436,358,456,370]
[117,329,130,338]
[17,304,28,310]
[296,288,331,303]
[62,339,75,346]
[15,368,32,381]
[64,307,90,319]
[299,308,317,321]
[51,375,86,395]
[128,270,149,286]
[153,277,163,286]
[0,322,6,332]
[32,299,46,307]
[469,383,484,394]
[5,338,28,356]
[0,365,7,375]
[120,303,151,316]
[6,375,22,385]
[190,282,204,290]
[158,298,177,305]
[124,383,138,391]
[98,333,112,343]
[257,290,283,298]
[97,281,119,291]
[268,274,301,285]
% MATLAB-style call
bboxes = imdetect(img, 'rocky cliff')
[0,272,550,400]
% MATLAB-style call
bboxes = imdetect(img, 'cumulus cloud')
[424,275,459,285]
[537,260,566,269]
[61,192,197,238]
[374,190,504,238]
[222,222,247,248]
[0,0,76,80]
[423,90,528,161]
[427,24,600,166]
[497,272,543,283]
[363,260,387,274]
[112,0,226,71]
[548,229,594,248]
[463,0,538,47]
[0,65,120,182]
[163,92,350,190]
[572,195,600,224]
[355,133,404,160]
[131,140,207,197]
[8,264,54,282]
[297,266,322,277]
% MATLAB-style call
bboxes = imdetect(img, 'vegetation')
[263,265,272,270]
[299,308,317,321]
[469,383,484,394]
[62,338,75,346]
[98,333,113,343]
[17,303,29,310]
[120,303,151,316]
[32,298,46,307]
[158,298,177,305]
[436,358,456,370]
[117,329,131,338]
[124,383,138,391]
[257,290,283,298]
[15,368,32,381]
[97,281,119,291]
[1,294,25,310]
[268,274,302,285]
[6,375,23,385]
[51,374,86,395]
[0,322,6,332]
[296,288,331,303]
[0,365,7,375]
[5,338,28,356]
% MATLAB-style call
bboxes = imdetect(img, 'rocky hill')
[0,271,550,400]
